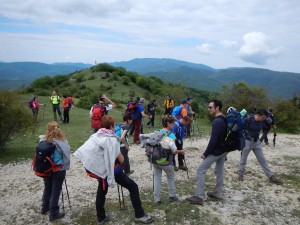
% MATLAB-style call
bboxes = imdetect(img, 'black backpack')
[32,141,63,177]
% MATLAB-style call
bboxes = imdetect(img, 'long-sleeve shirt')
[203,116,227,157]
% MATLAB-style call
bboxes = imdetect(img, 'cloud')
[239,32,284,65]
[196,43,212,55]
[220,40,238,48]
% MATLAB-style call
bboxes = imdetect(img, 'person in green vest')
[50,91,63,121]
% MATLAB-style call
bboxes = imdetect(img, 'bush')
[0,91,32,150]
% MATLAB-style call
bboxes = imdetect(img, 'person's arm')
[141,111,150,119]
[117,152,124,164]
[89,106,94,118]
[121,129,130,150]
[203,118,224,157]
[174,149,186,155]
[102,94,116,108]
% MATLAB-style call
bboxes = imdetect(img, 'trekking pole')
[61,188,65,212]
[183,158,190,179]
[117,184,122,210]
[121,186,126,210]
[64,179,71,209]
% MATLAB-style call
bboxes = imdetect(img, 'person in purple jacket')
[186,99,227,205]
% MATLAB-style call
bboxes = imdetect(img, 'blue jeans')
[96,171,145,222]
[42,170,66,216]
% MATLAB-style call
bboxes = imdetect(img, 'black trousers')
[96,171,145,222]
[63,109,69,123]
[173,140,185,167]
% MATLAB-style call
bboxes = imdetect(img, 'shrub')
[0,91,32,150]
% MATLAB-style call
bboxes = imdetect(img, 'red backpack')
[91,105,107,129]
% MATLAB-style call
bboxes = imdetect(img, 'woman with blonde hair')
[40,121,70,222]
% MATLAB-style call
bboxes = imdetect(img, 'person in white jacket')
[74,115,153,224]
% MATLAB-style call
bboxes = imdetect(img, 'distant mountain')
[0,62,92,89]
[110,58,300,98]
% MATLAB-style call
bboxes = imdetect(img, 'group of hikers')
[29,91,74,124]
[33,92,281,224]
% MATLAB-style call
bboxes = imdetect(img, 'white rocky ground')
[0,133,299,225]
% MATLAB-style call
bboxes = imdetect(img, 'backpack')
[125,101,139,117]
[171,106,182,119]
[32,141,63,177]
[221,108,246,152]
[115,123,123,138]
[91,104,107,129]
[145,130,171,165]
[28,100,34,109]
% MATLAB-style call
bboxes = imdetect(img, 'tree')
[0,91,32,150]
[220,82,269,112]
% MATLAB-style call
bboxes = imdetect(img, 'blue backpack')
[171,106,182,119]
[115,123,123,138]
[221,108,246,152]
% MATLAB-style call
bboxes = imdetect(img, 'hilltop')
[111,58,300,98]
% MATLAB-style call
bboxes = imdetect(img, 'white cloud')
[196,43,212,55]
[238,32,284,65]
[220,40,238,48]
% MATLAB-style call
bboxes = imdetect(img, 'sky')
[0,0,300,73]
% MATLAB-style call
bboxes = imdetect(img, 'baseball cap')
[181,99,188,104]
[140,98,145,103]
[187,97,193,101]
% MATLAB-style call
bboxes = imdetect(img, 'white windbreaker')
[74,129,120,188]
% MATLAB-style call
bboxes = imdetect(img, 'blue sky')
[0,0,300,73]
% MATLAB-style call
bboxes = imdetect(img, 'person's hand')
[179,150,186,155]
[200,153,206,159]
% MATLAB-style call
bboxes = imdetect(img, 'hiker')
[238,109,282,184]
[50,91,63,121]
[171,100,188,120]
[187,99,227,205]
[120,114,135,175]
[132,98,151,144]
[146,99,157,128]
[163,94,175,115]
[39,121,71,222]
[90,94,116,133]
[151,115,186,204]
[186,97,195,137]
[259,107,276,145]
[172,116,192,171]
[74,115,153,224]
[29,96,45,120]
[62,95,72,124]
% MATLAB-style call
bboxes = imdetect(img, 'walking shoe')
[179,166,188,171]
[269,175,283,185]
[49,212,65,222]
[186,196,204,205]
[98,215,109,225]
[41,207,49,215]
[238,174,244,181]
[207,192,222,200]
[135,214,153,224]
[169,196,179,202]
[174,166,179,171]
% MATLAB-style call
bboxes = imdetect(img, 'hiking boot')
[186,196,203,205]
[41,207,49,215]
[169,196,179,202]
[207,192,222,200]
[98,215,109,225]
[238,174,244,181]
[174,166,179,171]
[179,166,188,171]
[49,212,65,222]
[155,200,162,205]
[269,175,283,185]
[135,214,153,224]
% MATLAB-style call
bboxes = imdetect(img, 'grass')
[0,94,211,163]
